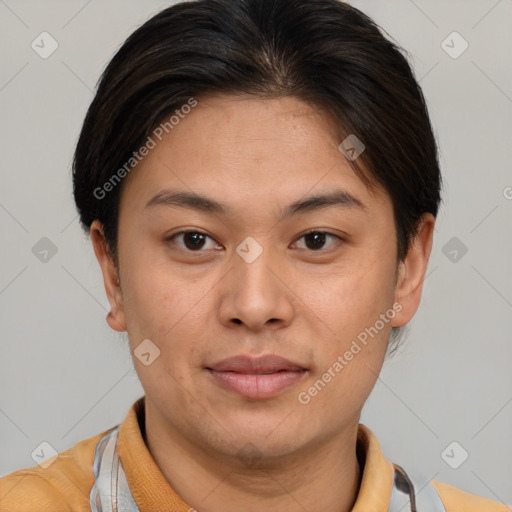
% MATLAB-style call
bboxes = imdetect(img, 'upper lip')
[207,355,307,374]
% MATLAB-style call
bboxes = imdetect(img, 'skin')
[91,94,435,512]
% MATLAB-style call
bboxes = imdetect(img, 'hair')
[72,0,442,351]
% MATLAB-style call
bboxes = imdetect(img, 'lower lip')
[208,369,306,399]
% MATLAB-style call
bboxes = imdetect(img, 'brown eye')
[168,231,221,251]
[294,231,342,251]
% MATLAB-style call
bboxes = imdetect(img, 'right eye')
[166,230,223,252]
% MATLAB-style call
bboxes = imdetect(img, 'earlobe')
[391,213,435,328]
[106,308,127,332]
[90,220,127,332]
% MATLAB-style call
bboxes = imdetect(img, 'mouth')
[206,354,308,400]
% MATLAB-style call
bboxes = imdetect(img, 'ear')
[391,213,436,327]
[90,220,127,332]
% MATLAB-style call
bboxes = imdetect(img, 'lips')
[206,355,307,400]
[208,354,306,373]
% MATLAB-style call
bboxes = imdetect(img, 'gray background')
[1,0,511,506]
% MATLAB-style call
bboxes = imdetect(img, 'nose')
[217,241,295,332]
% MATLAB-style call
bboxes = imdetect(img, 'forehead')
[119,94,390,220]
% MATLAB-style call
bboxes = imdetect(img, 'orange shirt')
[0,396,508,511]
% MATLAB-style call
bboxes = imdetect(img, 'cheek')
[121,261,216,362]
[300,256,396,401]
[294,261,396,342]
[296,296,391,425]
[291,259,395,406]
[121,269,211,404]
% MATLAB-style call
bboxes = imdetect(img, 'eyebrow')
[144,188,366,220]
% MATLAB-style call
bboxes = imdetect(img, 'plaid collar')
[89,424,447,512]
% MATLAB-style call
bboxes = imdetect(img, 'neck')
[143,400,363,512]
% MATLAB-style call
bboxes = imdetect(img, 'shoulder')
[0,428,112,512]
[0,472,74,512]
[432,480,510,512]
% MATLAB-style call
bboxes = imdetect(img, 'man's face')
[105,95,409,460]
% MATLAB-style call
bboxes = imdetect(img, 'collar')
[90,396,445,512]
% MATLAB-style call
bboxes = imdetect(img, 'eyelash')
[166,229,344,253]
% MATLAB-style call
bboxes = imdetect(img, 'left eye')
[293,231,342,251]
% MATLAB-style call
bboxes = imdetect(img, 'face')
[92,94,434,463]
